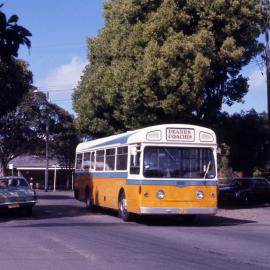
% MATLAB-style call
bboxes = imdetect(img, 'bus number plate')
[179,208,187,214]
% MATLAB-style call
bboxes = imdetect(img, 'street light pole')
[44,91,49,192]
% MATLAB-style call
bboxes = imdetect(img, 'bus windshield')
[143,146,215,179]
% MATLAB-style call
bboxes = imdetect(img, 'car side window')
[255,179,268,188]
[235,179,252,189]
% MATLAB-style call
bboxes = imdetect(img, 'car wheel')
[23,206,33,217]
[118,190,131,222]
[241,194,250,205]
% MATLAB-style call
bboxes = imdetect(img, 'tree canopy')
[73,0,269,137]
[215,110,269,176]
[0,5,32,117]
[0,90,79,176]
[0,4,31,60]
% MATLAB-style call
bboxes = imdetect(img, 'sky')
[2,0,268,116]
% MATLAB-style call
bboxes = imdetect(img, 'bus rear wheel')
[85,188,94,211]
[118,191,131,222]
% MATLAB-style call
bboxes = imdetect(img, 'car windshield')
[0,178,29,188]
[143,146,215,179]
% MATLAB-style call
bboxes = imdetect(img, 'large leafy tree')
[0,4,32,117]
[73,0,269,137]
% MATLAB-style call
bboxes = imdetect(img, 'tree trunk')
[0,160,7,176]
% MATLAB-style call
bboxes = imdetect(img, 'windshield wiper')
[162,147,176,162]
[203,160,212,179]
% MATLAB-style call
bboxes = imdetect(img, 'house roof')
[8,155,61,170]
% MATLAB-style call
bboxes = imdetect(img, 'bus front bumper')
[139,207,217,215]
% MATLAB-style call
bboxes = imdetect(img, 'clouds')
[36,57,87,113]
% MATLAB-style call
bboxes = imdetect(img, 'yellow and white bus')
[74,124,218,221]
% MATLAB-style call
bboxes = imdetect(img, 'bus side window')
[76,153,83,170]
[90,152,95,170]
[83,152,90,171]
[116,146,128,170]
[105,148,116,171]
[130,148,141,175]
[96,150,105,171]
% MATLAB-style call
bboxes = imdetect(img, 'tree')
[215,110,269,175]
[0,4,31,60]
[73,0,269,137]
[49,105,79,188]
[0,90,79,176]
[0,91,42,175]
[0,4,32,117]
[0,59,33,117]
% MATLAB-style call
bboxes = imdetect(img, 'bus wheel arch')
[118,189,131,222]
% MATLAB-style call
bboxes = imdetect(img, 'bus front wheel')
[118,190,131,222]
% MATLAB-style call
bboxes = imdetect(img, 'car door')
[253,178,269,203]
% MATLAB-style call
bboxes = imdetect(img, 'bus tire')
[118,190,131,222]
[85,187,93,210]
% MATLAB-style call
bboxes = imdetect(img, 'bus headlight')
[156,190,165,199]
[196,190,204,200]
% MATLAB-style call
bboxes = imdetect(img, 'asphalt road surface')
[0,191,270,270]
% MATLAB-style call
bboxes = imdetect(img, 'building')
[7,155,74,190]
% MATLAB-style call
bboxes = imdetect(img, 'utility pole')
[34,89,50,191]
[44,91,49,192]
[265,21,270,175]
[265,29,270,128]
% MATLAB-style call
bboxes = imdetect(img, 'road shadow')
[218,202,270,210]
[131,213,255,227]
[36,191,74,200]
[0,204,94,222]
[0,191,258,227]
[0,191,94,222]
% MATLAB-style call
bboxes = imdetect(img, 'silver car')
[0,176,37,215]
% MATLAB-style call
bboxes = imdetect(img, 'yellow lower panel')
[129,185,217,214]
[75,176,217,215]
[91,178,126,209]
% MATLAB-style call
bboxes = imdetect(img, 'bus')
[74,124,218,221]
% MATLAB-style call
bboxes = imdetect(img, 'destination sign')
[166,128,195,142]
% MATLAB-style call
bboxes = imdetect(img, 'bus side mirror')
[131,147,137,156]
[131,146,141,155]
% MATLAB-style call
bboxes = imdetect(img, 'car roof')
[233,177,267,179]
[233,177,269,182]
[0,176,26,180]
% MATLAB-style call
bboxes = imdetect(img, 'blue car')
[219,177,270,205]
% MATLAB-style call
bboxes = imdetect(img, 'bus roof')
[76,124,217,152]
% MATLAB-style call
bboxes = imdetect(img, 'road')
[0,191,270,270]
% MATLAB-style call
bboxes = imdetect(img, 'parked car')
[0,176,37,215]
[219,177,270,205]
